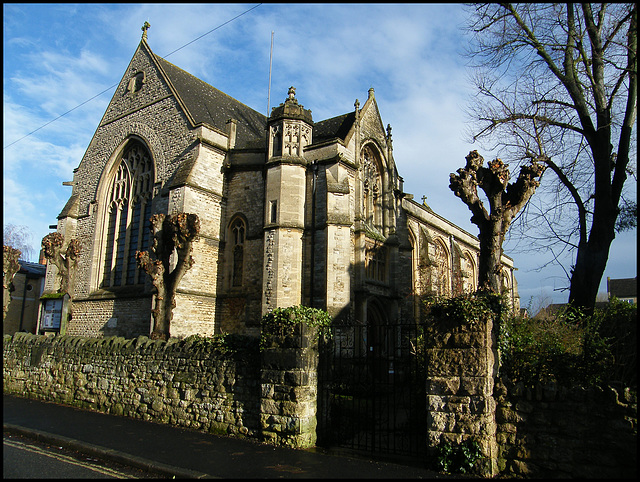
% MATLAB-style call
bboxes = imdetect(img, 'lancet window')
[230,217,246,287]
[431,239,451,297]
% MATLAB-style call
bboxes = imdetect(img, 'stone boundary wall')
[4,330,636,477]
[495,378,637,479]
[3,332,319,448]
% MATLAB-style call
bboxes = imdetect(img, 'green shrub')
[498,298,637,388]
[422,292,506,326]
[582,298,637,387]
[498,312,583,385]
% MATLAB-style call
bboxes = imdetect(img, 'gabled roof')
[153,54,267,150]
[140,41,372,152]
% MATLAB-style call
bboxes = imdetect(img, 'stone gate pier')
[424,308,499,476]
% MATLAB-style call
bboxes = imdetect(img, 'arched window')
[361,145,383,232]
[365,242,387,283]
[432,238,450,297]
[101,141,154,288]
[463,252,477,293]
[230,217,246,287]
[271,125,282,157]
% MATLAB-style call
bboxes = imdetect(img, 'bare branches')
[450,150,545,293]
[463,3,636,309]
[3,224,33,262]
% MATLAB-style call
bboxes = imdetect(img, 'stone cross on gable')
[422,195,428,205]
[141,21,151,40]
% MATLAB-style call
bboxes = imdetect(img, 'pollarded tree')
[41,233,81,296]
[450,150,545,294]
[136,213,200,340]
[3,245,22,320]
[464,3,637,312]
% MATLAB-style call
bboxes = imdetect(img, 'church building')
[43,29,519,339]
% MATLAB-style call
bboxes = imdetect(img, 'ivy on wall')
[260,305,332,349]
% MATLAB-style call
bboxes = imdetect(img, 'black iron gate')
[317,321,427,463]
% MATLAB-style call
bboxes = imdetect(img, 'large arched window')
[361,145,383,232]
[365,242,387,283]
[101,141,154,288]
[432,238,451,297]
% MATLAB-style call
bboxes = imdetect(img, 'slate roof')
[153,49,354,150]
[155,56,267,150]
[608,277,637,298]
[313,112,355,144]
[18,260,47,277]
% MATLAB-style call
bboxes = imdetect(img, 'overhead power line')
[3,3,263,150]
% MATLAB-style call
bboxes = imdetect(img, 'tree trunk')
[137,213,199,340]
[3,245,21,320]
[477,220,504,294]
[568,223,615,313]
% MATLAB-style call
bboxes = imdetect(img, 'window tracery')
[101,141,153,288]
[431,239,450,297]
[361,145,382,231]
[365,242,387,283]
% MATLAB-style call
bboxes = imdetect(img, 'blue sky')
[3,3,637,311]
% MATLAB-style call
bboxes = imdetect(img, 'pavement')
[3,394,455,479]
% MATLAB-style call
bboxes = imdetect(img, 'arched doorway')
[367,298,391,381]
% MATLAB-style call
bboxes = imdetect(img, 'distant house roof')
[535,301,609,319]
[608,277,637,299]
[18,260,47,277]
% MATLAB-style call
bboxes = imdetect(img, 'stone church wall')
[53,41,202,335]
[70,296,153,338]
[217,168,265,335]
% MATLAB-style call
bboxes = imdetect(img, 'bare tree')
[3,245,22,320]
[136,213,200,340]
[450,150,545,294]
[3,224,34,262]
[464,3,637,312]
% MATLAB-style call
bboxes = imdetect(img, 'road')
[3,433,166,479]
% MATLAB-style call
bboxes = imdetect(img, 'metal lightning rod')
[267,31,274,116]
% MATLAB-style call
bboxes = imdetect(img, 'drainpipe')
[18,273,29,332]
